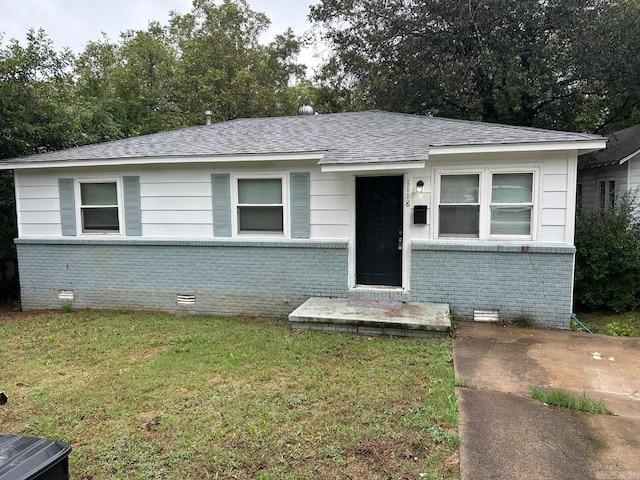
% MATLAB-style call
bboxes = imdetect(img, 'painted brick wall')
[16,240,575,328]
[410,243,576,328]
[16,239,348,317]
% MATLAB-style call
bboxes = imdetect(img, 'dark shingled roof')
[579,124,640,170]
[1,110,603,166]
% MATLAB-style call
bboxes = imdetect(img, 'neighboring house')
[0,110,605,328]
[577,124,640,212]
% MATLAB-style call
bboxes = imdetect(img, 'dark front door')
[356,176,403,286]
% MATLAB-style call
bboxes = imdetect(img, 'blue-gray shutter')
[58,178,76,236]
[290,172,310,239]
[212,174,232,237]
[123,176,142,236]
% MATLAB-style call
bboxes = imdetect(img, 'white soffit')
[320,161,426,173]
[430,140,607,155]
[0,152,326,170]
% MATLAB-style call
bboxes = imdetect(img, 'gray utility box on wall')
[0,435,71,480]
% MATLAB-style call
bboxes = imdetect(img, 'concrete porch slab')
[289,297,451,337]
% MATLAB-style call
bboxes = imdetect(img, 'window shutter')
[58,178,77,236]
[212,174,232,237]
[290,172,310,239]
[123,176,142,236]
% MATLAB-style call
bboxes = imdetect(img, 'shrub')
[574,190,640,312]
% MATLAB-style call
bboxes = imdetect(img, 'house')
[0,110,605,329]
[577,124,640,212]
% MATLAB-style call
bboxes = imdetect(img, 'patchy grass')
[530,386,612,415]
[0,310,459,479]
[573,311,640,337]
[453,379,477,389]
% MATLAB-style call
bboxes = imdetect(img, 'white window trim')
[434,167,539,241]
[75,177,124,235]
[230,173,289,237]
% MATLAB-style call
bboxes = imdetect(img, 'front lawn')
[0,310,459,479]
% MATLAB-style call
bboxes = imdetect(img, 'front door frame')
[348,173,412,291]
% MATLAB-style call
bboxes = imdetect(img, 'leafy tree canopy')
[310,0,640,133]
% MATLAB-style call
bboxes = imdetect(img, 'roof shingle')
[1,110,603,166]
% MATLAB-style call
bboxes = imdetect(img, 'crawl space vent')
[57,290,74,301]
[176,294,196,305]
[474,309,499,322]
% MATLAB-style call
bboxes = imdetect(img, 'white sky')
[0,0,326,74]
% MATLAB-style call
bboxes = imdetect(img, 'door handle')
[398,236,403,250]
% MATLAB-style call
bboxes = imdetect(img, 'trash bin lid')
[0,435,72,480]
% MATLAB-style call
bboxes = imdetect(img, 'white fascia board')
[429,140,607,156]
[321,161,426,172]
[0,151,326,171]
[619,148,640,165]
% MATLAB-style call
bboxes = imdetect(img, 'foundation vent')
[474,309,499,322]
[57,290,74,301]
[176,294,196,305]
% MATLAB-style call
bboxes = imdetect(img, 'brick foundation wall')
[15,239,348,317]
[16,239,575,328]
[410,243,576,329]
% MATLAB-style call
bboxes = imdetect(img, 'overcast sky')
[0,0,325,72]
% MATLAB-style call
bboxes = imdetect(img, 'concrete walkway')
[454,322,640,480]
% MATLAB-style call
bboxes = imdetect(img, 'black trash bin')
[0,435,71,480]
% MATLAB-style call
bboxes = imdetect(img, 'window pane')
[82,207,119,231]
[238,179,282,204]
[491,173,532,203]
[491,206,531,235]
[440,175,479,203]
[439,205,479,237]
[81,183,117,206]
[238,206,283,232]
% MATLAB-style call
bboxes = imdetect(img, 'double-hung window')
[236,178,284,234]
[490,173,533,235]
[437,170,536,239]
[79,181,120,233]
[598,178,615,211]
[439,174,480,237]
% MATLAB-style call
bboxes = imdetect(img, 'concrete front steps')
[288,297,451,338]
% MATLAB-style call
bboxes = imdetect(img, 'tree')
[310,0,640,132]
[168,0,306,124]
[0,29,85,261]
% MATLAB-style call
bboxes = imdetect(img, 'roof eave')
[320,161,426,173]
[429,139,606,155]
[0,151,327,170]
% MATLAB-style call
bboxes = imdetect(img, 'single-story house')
[0,110,606,328]
[578,124,640,212]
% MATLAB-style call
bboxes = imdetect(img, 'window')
[80,182,120,233]
[437,170,536,239]
[598,179,615,210]
[237,178,284,233]
[439,174,480,237]
[490,173,533,235]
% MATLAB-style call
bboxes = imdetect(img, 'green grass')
[453,379,477,389]
[0,310,459,479]
[530,386,613,415]
[573,311,640,337]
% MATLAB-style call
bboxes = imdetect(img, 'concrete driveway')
[453,322,640,480]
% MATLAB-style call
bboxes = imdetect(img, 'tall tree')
[310,0,640,132]
[0,29,83,259]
